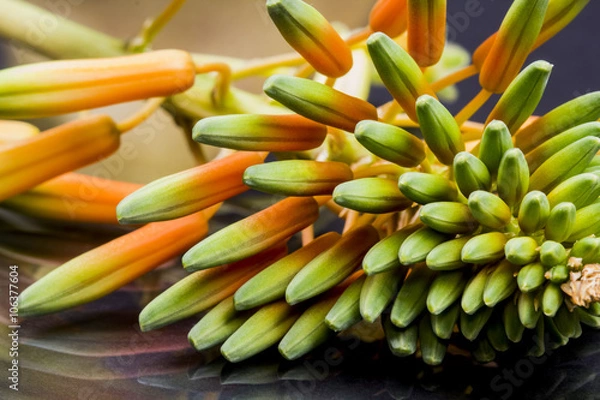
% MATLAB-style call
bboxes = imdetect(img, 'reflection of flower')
[1,0,599,369]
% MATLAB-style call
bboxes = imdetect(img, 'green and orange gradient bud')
[0,115,120,202]
[263,75,378,132]
[193,114,327,152]
[183,196,320,271]
[117,151,267,224]
[407,0,446,67]
[267,0,353,78]
[367,32,436,121]
[473,0,589,71]
[479,0,549,93]
[369,0,408,38]
[0,49,195,119]
[18,211,209,316]
[139,246,288,332]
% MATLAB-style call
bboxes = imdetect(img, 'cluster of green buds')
[3,0,599,367]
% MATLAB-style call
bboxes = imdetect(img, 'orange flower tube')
[3,173,141,224]
[407,0,446,67]
[0,49,195,119]
[369,0,408,38]
[18,211,209,316]
[0,115,120,202]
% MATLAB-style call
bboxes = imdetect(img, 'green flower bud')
[263,75,378,132]
[416,95,465,165]
[243,160,353,196]
[518,190,550,234]
[420,201,478,234]
[544,202,576,243]
[354,120,425,167]
[286,225,380,305]
[333,177,412,213]
[363,223,421,275]
[547,172,600,210]
[325,275,366,332]
[477,120,513,176]
[539,240,568,267]
[462,232,508,264]
[515,91,600,153]
[398,226,452,265]
[497,148,529,208]
[486,60,552,133]
[398,172,458,204]
[426,236,471,271]
[541,282,564,317]
[192,113,327,151]
[468,190,512,230]
[391,263,436,327]
[366,32,436,122]
[483,260,519,307]
[427,270,467,315]
[504,236,539,266]
[453,151,492,197]
[517,262,546,293]
[525,122,600,173]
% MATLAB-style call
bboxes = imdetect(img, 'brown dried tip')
[561,263,600,308]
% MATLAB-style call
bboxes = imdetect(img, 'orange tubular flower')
[479,0,549,93]
[267,0,353,78]
[0,49,195,119]
[18,211,209,316]
[407,0,447,67]
[183,197,320,271]
[369,0,408,38]
[473,0,589,71]
[0,115,120,202]
[2,173,142,224]
[117,151,268,224]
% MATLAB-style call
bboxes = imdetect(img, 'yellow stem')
[430,65,478,93]
[379,101,403,123]
[454,88,492,127]
[232,52,307,80]
[343,210,359,233]
[461,121,486,139]
[345,27,372,47]
[324,76,337,87]
[420,158,432,174]
[195,62,232,107]
[295,63,314,78]
[301,225,315,246]
[116,97,165,133]
[128,0,187,52]
[231,27,372,81]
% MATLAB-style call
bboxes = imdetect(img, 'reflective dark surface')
[1,207,600,400]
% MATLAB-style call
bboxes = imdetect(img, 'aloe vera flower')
[3,0,600,372]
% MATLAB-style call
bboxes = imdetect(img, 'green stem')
[0,0,125,59]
